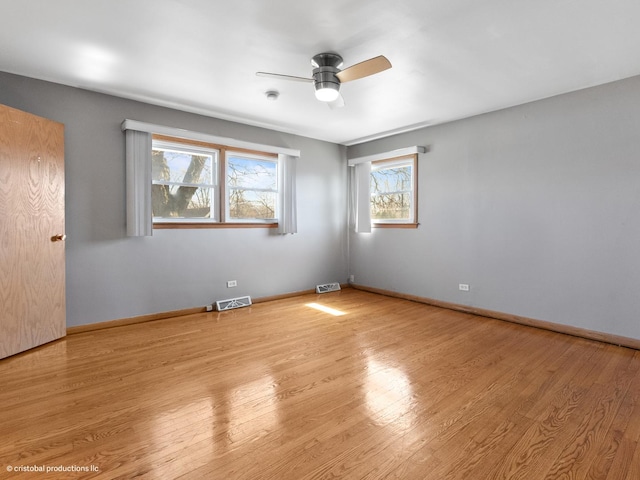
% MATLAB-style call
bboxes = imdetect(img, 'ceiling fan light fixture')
[256,52,390,107]
[313,67,341,102]
[314,83,340,102]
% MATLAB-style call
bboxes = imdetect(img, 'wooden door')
[0,104,66,359]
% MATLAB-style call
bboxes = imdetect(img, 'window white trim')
[225,150,278,223]
[152,139,220,223]
[122,120,300,157]
[347,146,426,166]
[370,156,416,224]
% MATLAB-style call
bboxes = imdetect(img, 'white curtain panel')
[354,162,371,233]
[348,166,357,230]
[277,154,298,234]
[125,130,152,236]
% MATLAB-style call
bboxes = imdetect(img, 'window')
[370,155,417,226]
[152,141,219,221]
[151,136,278,227]
[123,120,299,236]
[226,152,278,221]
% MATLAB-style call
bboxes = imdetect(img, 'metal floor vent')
[316,283,341,294]
[216,295,252,311]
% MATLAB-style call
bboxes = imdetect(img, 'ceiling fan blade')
[256,72,313,83]
[335,55,392,83]
[327,93,345,110]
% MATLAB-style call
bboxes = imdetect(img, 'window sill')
[154,222,278,229]
[372,223,419,229]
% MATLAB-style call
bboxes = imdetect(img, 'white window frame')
[151,139,220,223]
[225,151,279,223]
[370,154,418,226]
[150,136,281,227]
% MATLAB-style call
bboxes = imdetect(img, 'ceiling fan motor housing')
[311,53,344,69]
[312,53,343,99]
[313,67,340,88]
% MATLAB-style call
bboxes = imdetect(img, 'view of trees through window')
[151,142,278,222]
[152,147,215,219]
[370,162,413,220]
[227,154,277,220]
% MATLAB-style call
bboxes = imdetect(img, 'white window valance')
[347,145,426,166]
[122,119,300,157]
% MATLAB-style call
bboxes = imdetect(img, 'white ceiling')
[2,0,640,145]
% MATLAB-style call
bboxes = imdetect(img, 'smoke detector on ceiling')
[265,90,279,101]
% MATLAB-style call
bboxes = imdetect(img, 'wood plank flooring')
[0,289,639,479]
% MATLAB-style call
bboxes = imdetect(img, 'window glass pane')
[152,185,213,219]
[152,149,214,185]
[226,153,277,221]
[371,165,412,194]
[227,155,277,190]
[371,193,411,220]
[228,189,276,220]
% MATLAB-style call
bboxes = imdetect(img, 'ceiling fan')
[257,53,392,108]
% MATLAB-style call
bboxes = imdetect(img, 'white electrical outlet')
[227,280,237,288]
[459,284,470,291]
[349,275,355,283]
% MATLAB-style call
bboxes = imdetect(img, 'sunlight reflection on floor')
[365,359,415,430]
[305,302,347,316]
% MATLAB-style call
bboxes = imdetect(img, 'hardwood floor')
[1,289,639,479]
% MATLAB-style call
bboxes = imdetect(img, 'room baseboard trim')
[66,307,206,335]
[66,286,349,335]
[351,284,640,351]
[251,288,316,304]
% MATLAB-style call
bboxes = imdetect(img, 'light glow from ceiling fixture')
[74,44,119,82]
[315,86,340,102]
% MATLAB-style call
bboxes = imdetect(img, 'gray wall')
[0,72,348,327]
[348,75,640,340]
[3,69,640,341]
